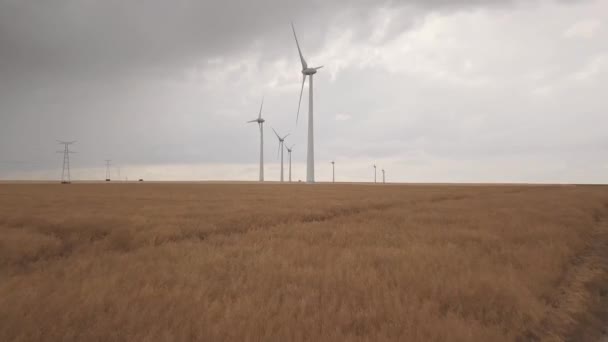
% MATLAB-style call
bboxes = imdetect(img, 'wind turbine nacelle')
[303,68,318,75]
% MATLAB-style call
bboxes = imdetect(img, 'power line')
[56,141,76,184]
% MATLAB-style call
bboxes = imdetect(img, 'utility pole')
[105,160,111,181]
[57,141,76,184]
[331,161,335,183]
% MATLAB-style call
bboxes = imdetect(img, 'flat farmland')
[1,183,608,341]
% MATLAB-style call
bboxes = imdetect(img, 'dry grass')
[1,183,608,341]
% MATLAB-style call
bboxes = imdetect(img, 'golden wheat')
[1,183,607,341]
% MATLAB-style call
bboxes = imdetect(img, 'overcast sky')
[0,0,606,183]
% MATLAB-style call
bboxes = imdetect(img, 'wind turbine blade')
[247,119,258,123]
[291,23,307,69]
[314,66,324,70]
[272,127,280,139]
[296,75,306,125]
[282,133,290,140]
[258,97,264,120]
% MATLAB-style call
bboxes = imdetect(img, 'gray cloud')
[0,0,534,80]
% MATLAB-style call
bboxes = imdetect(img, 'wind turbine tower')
[373,164,377,184]
[105,160,111,181]
[331,161,335,183]
[247,98,266,181]
[57,141,76,184]
[292,23,323,184]
[286,144,295,182]
[272,128,289,182]
[382,169,385,184]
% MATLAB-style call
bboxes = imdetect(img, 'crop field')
[1,183,608,341]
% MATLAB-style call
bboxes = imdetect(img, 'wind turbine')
[292,23,323,184]
[247,98,266,181]
[382,169,385,184]
[373,164,377,184]
[272,128,289,182]
[286,144,295,182]
[105,160,111,182]
[330,161,335,183]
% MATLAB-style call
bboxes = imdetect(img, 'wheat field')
[1,183,607,341]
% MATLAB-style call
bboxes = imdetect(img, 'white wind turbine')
[330,161,335,183]
[373,164,377,183]
[247,98,266,181]
[292,23,323,184]
[272,128,289,182]
[286,144,295,182]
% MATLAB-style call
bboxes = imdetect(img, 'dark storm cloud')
[0,0,530,81]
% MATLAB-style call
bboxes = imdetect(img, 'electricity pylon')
[57,141,76,184]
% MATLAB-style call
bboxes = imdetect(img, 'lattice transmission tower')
[57,141,76,184]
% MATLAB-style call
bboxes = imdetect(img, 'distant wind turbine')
[382,169,385,184]
[286,144,295,182]
[247,98,266,182]
[330,161,335,183]
[272,128,289,182]
[373,164,377,184]
[292,23,323,184]
[105,160,111,182]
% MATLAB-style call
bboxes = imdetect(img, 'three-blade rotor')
[272,128,289,141]
[272,128,290,157]
[247,97,265,124]
[292,23,323,125]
